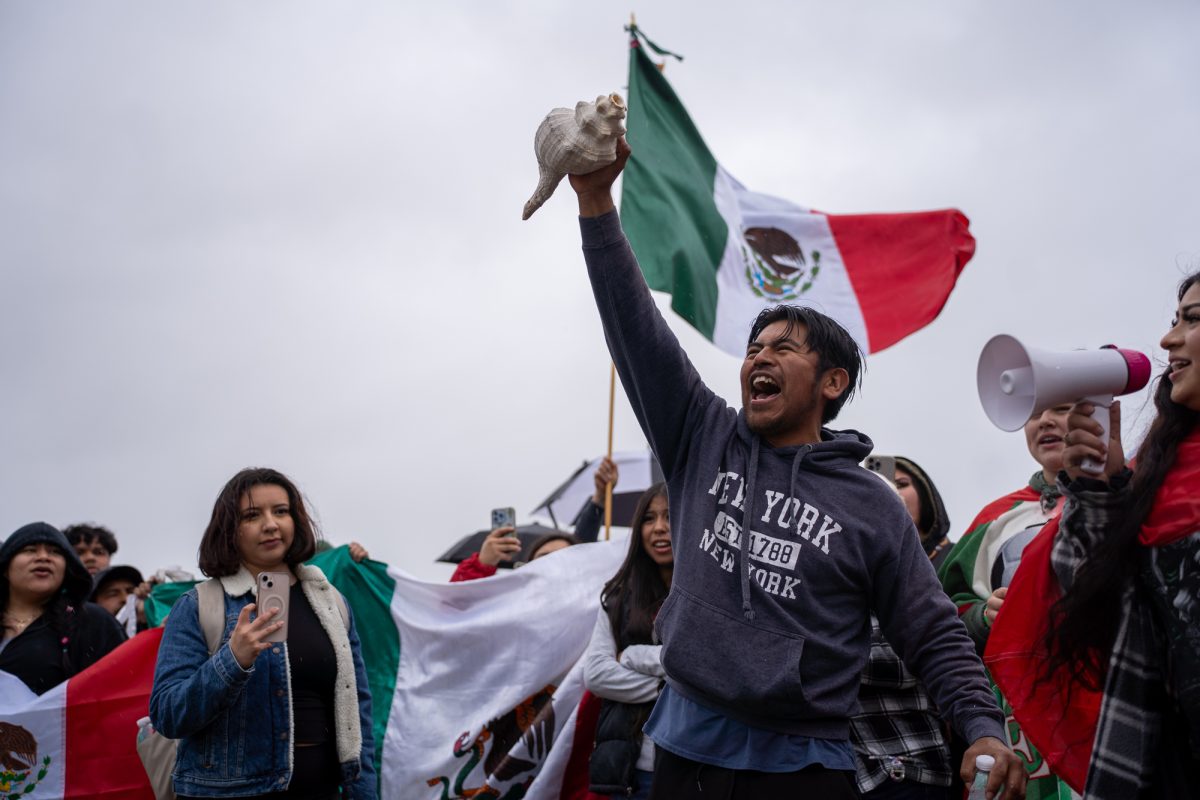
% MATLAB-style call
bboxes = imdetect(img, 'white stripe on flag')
[380,538,627,799]
[0,672,66,799]
[711,166,869,355]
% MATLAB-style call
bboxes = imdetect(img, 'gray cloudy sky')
[2,2,1198,580]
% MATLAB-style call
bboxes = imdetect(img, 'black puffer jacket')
[588,596,661,796]
[589,697,654,795]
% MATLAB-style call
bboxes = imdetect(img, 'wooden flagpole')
[605,362,615,540]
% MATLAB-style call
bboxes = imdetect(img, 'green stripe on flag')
[143,547,399,783]
[309,546,399,781]
[145,579,199,627]
[621,33,726,340]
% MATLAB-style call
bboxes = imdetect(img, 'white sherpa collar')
[215,563,363,766]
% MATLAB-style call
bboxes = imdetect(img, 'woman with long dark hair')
[1036,270,1200,797]
[0,522,125,695]
[150,468,376,799]
[583,484,672,800]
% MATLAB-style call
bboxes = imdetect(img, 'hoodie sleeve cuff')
[579,210,624,250]
[961,713,1008,748]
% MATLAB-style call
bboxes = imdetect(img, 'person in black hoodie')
[0,522,126,694]
[565,142,1024,800]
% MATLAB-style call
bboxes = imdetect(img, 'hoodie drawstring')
[737,438,759,621]
[738,439,815,622]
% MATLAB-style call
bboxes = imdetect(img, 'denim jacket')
[149,565,377,798]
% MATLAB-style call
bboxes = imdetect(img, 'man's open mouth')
[751,374,781,401]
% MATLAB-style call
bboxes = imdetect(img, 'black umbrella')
[436,523,568,569]
[530,451,664,529]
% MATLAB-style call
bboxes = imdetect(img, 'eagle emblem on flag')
[0,722,51,797]
[741,226,821,301]
[425,684,557,800]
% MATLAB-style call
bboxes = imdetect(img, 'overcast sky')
[2,2,1197,581]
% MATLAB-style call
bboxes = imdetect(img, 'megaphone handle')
[1081,393,1113,476]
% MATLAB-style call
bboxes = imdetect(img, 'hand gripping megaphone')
[977,334,1151,475]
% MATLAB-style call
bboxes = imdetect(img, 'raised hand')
[478,527,522,567]
[568,137,631,217]
[592,457,620,505]
[229,603,283,670]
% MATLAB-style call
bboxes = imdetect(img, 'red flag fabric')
[987,427,1200,791]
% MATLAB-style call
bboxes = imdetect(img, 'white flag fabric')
[380,539,626,799]
[0,540,627,799]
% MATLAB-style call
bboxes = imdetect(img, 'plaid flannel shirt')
[850,617,953,792]
[1054,471,1190,799]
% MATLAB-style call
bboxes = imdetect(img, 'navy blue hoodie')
[580,211,1004,745]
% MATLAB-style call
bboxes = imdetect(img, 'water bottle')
[966,754,995,800]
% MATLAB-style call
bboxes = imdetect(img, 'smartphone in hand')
[257,571,291,643]
[863,455,897,484]
[491,507,517,536]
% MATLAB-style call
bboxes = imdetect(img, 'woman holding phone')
[584,484,672,800]
[150,468,376,799]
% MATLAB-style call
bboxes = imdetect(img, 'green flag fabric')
[619,27,976,356]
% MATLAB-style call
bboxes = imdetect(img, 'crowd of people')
[2,140,1197,800]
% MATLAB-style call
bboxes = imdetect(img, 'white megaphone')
[977,334,1151,475]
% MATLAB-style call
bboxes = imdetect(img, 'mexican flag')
[621,26,976,355]
[0,636,160,799]
[0,542,624,799]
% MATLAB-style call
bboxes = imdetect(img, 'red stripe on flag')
[827,210,975,353]
[559,690,607,800]
[64,628,161,799]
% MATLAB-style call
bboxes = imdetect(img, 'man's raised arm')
[568,140,718,479]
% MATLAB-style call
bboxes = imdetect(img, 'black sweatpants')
[648,747,857,799]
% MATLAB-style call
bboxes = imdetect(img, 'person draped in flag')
[150,467,377,799]
[936,405,1078,798]
[1038,271,1200,797]
[563,140,1024,800]
[584,483,673,800]
[938,406,1070,655]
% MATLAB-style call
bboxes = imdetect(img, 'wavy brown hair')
[1043,271,1200,688]
[198,467,319,577]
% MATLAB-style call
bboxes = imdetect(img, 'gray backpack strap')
[195,578,226,655]
[333,590,350,632]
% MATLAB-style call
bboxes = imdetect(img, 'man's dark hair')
[63,523,119,555]
[198,467,318,578]
[747,305,864,423]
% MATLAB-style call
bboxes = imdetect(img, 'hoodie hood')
[894,455,952,545]
[1,522,94,604]
[734,412,874,467]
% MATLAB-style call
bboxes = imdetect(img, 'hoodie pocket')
[657,588,806,714]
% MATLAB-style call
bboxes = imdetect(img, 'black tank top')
[287,583,337,746]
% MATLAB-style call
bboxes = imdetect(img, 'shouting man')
[565,140,1024,800]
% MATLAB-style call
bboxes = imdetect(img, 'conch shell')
[522,93,627,220]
